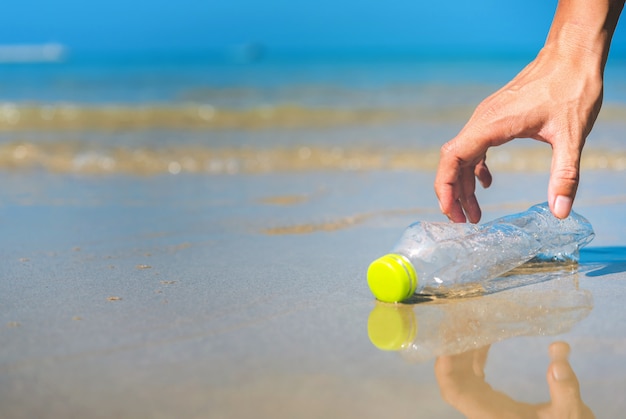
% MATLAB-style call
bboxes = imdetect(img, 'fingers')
[435,138,489,224]
[435,142,467,223]
[548,140,581,219]
[474,158,492,189]
[461,165,482,224]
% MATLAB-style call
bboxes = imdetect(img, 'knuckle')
[555,166,580,184]
[440,140,456,157]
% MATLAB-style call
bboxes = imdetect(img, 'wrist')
[544,0,624,71]
[544,22,610,71]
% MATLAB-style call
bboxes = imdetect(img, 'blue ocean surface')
[0,48,625,175]
[0,49,537,103]
[1,49,624,100]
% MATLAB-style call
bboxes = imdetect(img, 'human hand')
[434,44,604,223]
[434,342,594,418]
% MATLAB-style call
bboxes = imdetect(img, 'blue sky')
[0,0,624,56]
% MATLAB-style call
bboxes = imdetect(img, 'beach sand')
[1,51,625,418]
[2,166,626,418]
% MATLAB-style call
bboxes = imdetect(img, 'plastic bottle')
[367,202,594,302]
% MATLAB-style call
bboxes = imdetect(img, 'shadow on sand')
[581,246,626,277]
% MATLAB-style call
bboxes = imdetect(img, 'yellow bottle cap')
[367,253,417,303]
[367,303,418,351]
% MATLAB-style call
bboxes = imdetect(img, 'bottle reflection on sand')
[368,264,592,361]
[368,269,595,418]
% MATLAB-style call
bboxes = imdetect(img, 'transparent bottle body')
[482,202,594,262]
[390,203,594,296]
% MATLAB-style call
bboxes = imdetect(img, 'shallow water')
[0,52,625,176]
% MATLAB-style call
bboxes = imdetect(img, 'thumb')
[548,140,582,219]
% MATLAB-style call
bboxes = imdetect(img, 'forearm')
[544,0,624,70]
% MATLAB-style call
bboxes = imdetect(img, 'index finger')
[435,137,487,223]
[434,144,466,222]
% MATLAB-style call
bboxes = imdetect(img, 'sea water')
[0,49,625,176]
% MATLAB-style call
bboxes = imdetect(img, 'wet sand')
[1,168,626,418]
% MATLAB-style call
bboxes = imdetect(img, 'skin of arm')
[434,0,625,223]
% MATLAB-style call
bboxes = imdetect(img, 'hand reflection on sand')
[368,271,595,417]
[435,342,594,418]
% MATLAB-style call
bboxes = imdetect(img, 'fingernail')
[554,196,573,219]
[552,361,573,381]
